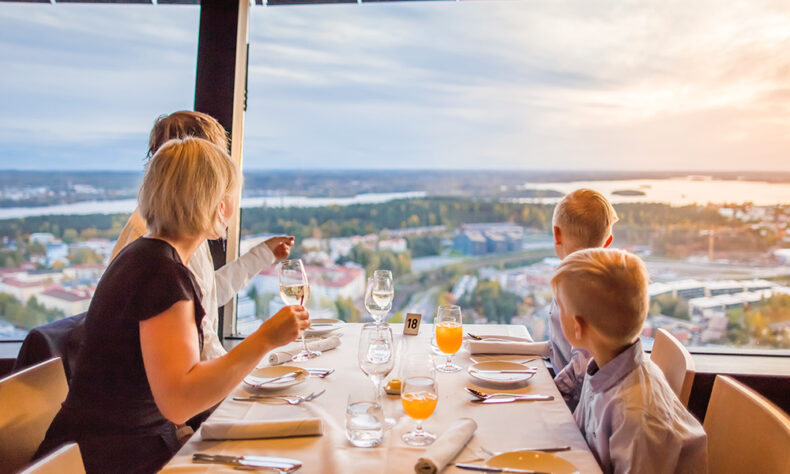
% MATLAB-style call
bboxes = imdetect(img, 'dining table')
[161,323,602,473]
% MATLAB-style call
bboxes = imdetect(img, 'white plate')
[487,450,579,474]
[243,365,308,392]
[467,361,535,385]
[304,318,345,337]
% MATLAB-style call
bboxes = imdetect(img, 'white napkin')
[267,335,342,365]
[414,418,477,474]
[201,416,323,440]
[469,340,550,356]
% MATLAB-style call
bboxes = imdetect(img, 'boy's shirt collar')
[585,338,644,393]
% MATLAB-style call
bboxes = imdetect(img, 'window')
[0,4,199,340]
[236,1,790,354]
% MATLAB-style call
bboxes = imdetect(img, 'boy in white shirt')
[111,111,294,361]
[551,248,707,474]
[540,189,618,410]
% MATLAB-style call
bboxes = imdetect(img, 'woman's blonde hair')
[550,248,649,346]
[139,137,239,239]
[148,111,228,158]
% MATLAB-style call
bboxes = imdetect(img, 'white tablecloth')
[161,324,602,473]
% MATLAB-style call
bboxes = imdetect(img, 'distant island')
[612,189,647,197]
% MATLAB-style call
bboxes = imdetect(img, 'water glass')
[345,389,384,448]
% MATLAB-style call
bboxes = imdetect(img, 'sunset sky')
[1,0,789,171]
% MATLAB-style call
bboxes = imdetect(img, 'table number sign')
[403,313,422,335]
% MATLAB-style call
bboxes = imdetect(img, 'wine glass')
[401,353,438,446]
[364,274,393,328]
[278,259,319,361]
[434,305,463,373]
[358,323,396,427]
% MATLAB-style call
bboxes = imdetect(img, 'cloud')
[1,0,790,171]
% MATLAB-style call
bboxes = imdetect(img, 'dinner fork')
[233,389,326,404]
[465,387,552,401]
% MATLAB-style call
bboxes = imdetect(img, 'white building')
[250,264,366,303]
[0,278,45,303]
[37,287,92,315]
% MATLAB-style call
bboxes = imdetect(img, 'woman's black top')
[37,237,205,474]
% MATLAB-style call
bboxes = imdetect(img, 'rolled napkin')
[267,335,342,365]
[201,417,322,440]
[469,340,550,356]
[414,418,477,474]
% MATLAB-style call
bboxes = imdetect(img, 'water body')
[0,191,426,219]
[518,178,790,206]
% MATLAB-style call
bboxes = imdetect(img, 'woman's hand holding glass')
[435,305,463,373]
[278,259,319,361]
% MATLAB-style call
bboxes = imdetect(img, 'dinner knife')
[473,395,554,403]
[193,453,301,471]
[470,369,538,374]
[455,463,548,474]
[246,370,304,386]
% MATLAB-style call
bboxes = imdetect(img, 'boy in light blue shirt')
[551,248,707,474]
[544,189,618,410]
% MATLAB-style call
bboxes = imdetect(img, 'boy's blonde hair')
[553,189,618,248]
[550,248,649,346]
[148,110,228,158]
[139,137,239,239]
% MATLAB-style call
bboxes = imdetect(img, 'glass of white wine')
[364,273,394,328]
[278,258,319,361]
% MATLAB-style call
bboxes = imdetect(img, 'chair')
[13,312,86,383]
[18,442,85,474]
[704,375,790,474]
[0,358,69,474]
[650,328,695,406]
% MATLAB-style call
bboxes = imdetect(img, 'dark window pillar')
[195,0,249,340]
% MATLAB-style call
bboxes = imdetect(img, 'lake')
[0,192,426,219]
[518,177,790,206]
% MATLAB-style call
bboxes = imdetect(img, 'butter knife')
[470,369,538,374]
[473,395,554,403]
[193,453,301,471]
[455,463,548,474]
[245,370,303,386]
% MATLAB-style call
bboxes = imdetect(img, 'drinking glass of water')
[345,387,384,448]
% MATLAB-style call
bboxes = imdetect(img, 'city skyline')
[1,1,790,171]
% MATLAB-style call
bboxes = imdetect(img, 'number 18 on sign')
[403,313,422,336]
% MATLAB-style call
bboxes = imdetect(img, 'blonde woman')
[37,138,310,474]
[111,110,294,361]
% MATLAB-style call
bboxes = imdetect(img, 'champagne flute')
[401,353,438,446]
[364,274,393,328]
[434,305,463,373]
[358,323,396,427]
[278,259,319,361]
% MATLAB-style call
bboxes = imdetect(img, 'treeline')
[0,199,774,259]
[0,294,65,330]
[240,198,556,241]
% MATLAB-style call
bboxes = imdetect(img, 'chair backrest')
[650,328,695,406]
[13,312,86,383]
[18,442,85,474]
[704,375,790,474]
[0,358,69,474]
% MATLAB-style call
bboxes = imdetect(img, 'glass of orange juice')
[401,353,438,446]
[434,305,463,373]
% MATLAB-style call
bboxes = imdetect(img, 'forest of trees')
[0,199,781,269]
